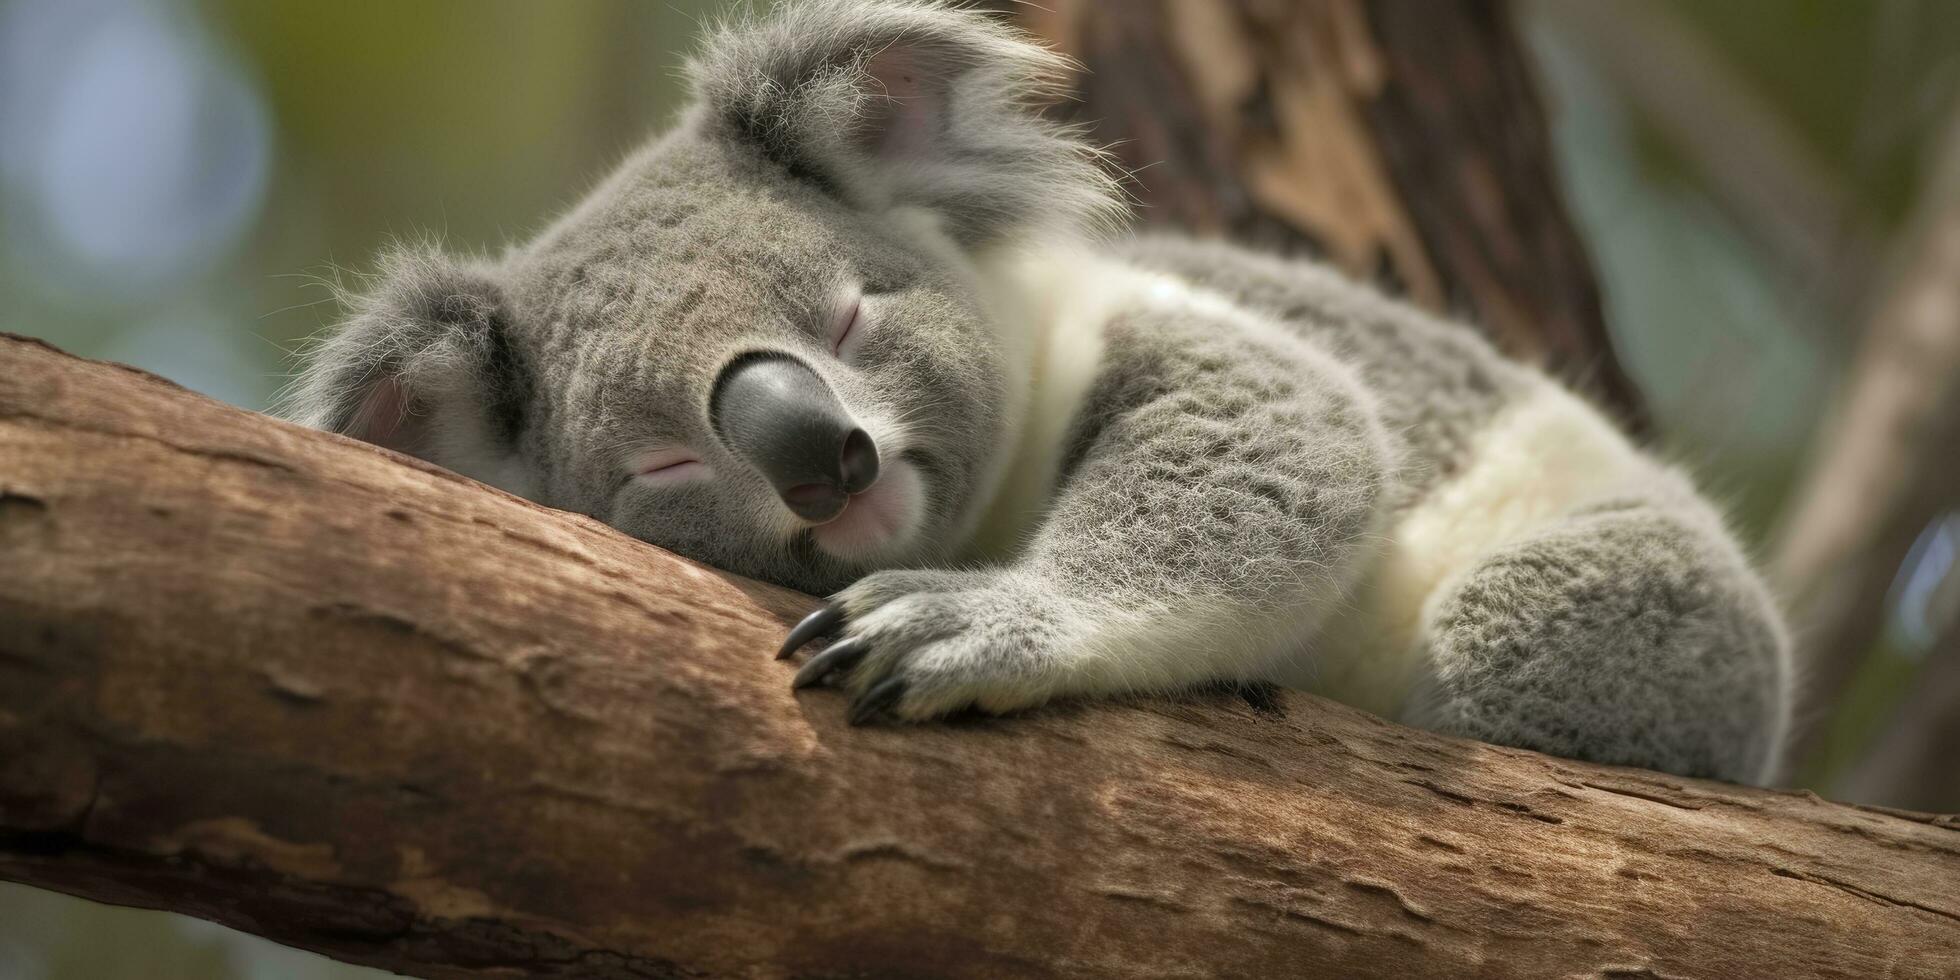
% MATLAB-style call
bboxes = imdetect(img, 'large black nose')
[710,354,880,522]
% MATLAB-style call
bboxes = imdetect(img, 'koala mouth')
[810,457,923,561]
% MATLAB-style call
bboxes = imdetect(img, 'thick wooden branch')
[2,334,1956,977]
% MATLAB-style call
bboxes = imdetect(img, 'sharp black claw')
[792,636,871,689]
[848,677,908,726]
[778,602,847,660]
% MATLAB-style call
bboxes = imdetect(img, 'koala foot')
[1403,495,1790,783]
[774,569,1080,725]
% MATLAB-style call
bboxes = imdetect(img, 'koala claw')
[778,602,847,660]
[778,569,1070,725]
[848,676,909,725]
[792,636,871,689]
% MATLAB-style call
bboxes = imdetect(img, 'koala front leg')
[782,313,1395,723]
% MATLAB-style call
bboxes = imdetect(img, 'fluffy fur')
[282,0,1792,783]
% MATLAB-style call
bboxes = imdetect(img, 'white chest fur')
[958,248,1221,559]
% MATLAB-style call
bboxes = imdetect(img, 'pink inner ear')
[859,44,942,161]
[350,376,415,451]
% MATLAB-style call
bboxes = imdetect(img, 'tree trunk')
[3,335,1958,977]
[1006,0,1647,432]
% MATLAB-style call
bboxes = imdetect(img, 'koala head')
[281,0,1119,595]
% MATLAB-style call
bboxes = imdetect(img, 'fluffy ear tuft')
[278,247,533,491]
[688,0,1123,247]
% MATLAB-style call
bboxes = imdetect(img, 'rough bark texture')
[1006,0,1648,432]
[3,334,1958,978]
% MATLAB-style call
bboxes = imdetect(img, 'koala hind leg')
[1399,490,1791,784]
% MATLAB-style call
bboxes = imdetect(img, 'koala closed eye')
[633,449,707,485]
[832,292,865,361]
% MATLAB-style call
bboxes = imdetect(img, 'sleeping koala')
[284,0,1793,783]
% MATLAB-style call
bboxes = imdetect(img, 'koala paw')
[775,569,1078,724]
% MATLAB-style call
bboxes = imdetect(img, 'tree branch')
[2,333,1956,978]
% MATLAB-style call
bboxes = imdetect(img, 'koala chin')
[285,0,1793,784]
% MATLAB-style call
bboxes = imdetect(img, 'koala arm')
[790,307,1395,721]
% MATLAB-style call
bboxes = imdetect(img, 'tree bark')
[3,334,1957,979]
[1006,0,1648,432]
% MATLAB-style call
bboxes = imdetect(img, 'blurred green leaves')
[1669,0,1960,228]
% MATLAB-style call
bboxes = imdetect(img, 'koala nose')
[711,354,880,523]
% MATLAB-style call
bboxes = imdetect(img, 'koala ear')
[689,0,1120,247]
[281,248,534,492]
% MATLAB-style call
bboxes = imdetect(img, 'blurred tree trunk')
[1004,0,1648,432]
[1836,621,1960,812]
[1772,108,1960,778]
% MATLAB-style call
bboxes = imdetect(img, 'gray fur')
[687,0,1123,247]
[1117,235,1528,507]
[281,0,1792,784]
[832,303,1395,719]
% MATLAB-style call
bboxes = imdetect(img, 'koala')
[283,0,1793,784]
